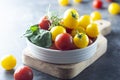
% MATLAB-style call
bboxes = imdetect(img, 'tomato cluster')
[38,8,100,50]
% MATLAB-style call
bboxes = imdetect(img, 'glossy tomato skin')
[55,33,74,50]
[93,0,103,9]
[14,66,33,80]
[50,43,58,50]
[66,28,72,34]
[106,0,112,2]
[39,16,51,30]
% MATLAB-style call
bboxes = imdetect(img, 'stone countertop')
[0,0,120,80]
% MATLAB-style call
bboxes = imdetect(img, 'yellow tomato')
[71,26,85,37]
[50,26,66,41]
[91,11,102,21]
[108,3,120,15]
[73,0,82,3]
[58,0,69,6]
[78,15,91,29]
[63,8,79,29]
[0,54,17,70]
[73,33,89,48]
[86,23,99,38]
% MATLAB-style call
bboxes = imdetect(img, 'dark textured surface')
[0,0,120,80]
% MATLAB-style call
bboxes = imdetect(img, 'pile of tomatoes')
[38,8,100,50]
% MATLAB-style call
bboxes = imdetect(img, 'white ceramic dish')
[26,37,98,64]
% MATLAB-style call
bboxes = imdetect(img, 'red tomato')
[106,0,112,2]
[14,66,33,80]
[50,43,58,50]
[55,33,74,50]
[39,16,51,30]
[88,38,93,45]
[66,28,72,34]
[93,0,103,9]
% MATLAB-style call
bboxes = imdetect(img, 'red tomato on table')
[93,0,103,9]
[14,66,33,80]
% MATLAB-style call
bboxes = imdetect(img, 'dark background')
[0,0,120,80]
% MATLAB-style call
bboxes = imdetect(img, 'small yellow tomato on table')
[58,0,69,6]
[108,2,120,15]
[0,54,17,70]
[73,0,82,3]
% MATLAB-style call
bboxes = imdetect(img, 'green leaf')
[29,29,52,48]
[24,30,33,37]
[24,24,39,37]
[30,24,39,32]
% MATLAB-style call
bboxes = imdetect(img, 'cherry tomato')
[55,33,74,50]
[108,3,120,15]
[93,0,103,9]
[0,54,16,70]
[73,33,89,48]
[71,26,85,37]
[73,0,82,3]
[88,38,93,45]
[58,0,69,6]
[106,0,112,2]
[86,23,99,38]
[63,8,79,29]
[90,11,102,21]
[50,26,66,41]
[66,28,72,34]
[14,66,33,80]
[78,15,91,29]
[39,16,51,30]
[50,43,58,50]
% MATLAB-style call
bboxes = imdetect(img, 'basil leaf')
[24,30,33,37]
[30,24,39,33]
[24,24,39,37]
[24,24,52,48]
[29,29,52,48]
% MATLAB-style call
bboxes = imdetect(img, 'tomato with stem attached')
[73,33,89,48]
[39,16,51,30]
[63,8,79,29]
